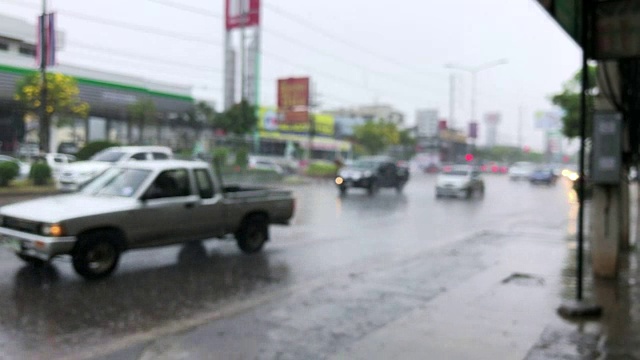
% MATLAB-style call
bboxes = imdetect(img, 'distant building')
[415,109,439,137]
[484,112,501,148]
[0,14,195,153]
[326,104,404,126]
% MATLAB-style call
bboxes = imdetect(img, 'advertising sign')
[591,111,622,184]
[468,122,478,139]
[484,112,501,125]
[535,110,563,130]
[259,108,334,137]
[277,77,310,124]
[225,0,260,30]
[277,77,310,109]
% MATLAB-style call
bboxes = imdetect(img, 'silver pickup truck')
[0,160,295,280]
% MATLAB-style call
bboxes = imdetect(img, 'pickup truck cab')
[57,146,173,192]
[0,160,295,280]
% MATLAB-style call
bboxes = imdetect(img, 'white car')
[56,146,173,192]
[35,153,77,180]
[248,157,285,175]
[436,165,484,199]
[508,161,535,181]
[0,155,30,179]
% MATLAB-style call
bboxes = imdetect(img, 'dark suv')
[335,156,410,196]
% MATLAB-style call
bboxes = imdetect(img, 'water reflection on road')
[0,172,578,358]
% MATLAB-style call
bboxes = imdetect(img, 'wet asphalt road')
[0,172,574,359]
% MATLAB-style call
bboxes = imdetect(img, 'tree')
[14,72,90,152]
[551,65,598,139]
[216,99,258,135]
[353,119,400,155]
[127,99,157,144]
[193,101,216,126]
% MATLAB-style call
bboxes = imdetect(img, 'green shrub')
[212,147,229,167]
[29,162,52,186]
[235,148,249,168]
[0,161,19,187]
[306,161,338,178]
[76,141,120,160]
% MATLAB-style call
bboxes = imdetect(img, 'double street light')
[445,58,508,126]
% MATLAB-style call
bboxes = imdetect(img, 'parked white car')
[248,157,285,175]
[508,161,536,181]
[56,146,173,192]
[0,155,30,179]
[34,153,76,180]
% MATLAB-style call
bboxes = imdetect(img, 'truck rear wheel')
[72,231,121,280]
[236,215,268,254]
[368,182,378,196]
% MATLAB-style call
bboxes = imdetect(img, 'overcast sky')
[1,0,581,151]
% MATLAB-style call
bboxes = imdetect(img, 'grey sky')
[1,0,581,151]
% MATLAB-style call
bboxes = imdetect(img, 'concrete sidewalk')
[95,226,614,360]
[330,230,573,360]
[332,233,639,359]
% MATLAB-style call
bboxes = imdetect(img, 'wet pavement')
[0,172,636,359]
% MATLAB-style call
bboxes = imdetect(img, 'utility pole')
[239,0,246,102]
[445,59,507,156]
[518,105,523,148]
[39,0,48,153]
[449,73,456,129]
[446,59,508,122]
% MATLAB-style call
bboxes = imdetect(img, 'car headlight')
[41,223,64,237]
[335,177,344,185]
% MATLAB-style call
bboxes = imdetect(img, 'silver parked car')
[435,164,485,199]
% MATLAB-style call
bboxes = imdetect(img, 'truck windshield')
[351,160,379,170]
[81,168,151,197]
[92,151,126,163]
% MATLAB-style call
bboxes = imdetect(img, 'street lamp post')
[446,58,508,124]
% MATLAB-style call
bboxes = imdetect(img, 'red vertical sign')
[226,0,260,30]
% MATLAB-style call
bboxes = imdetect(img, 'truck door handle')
[185,202,195,209]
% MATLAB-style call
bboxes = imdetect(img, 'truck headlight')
[41,223,63,237]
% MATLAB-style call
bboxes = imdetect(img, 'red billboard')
[277,77,310,124]
[225,0,260,30]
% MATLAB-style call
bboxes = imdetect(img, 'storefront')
[258,107,352,160]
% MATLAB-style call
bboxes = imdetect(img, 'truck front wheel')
[72,231,121,280]
[236,215,268,254]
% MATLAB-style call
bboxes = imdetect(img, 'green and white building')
[0,14,196,153]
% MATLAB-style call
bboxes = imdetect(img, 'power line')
[145,0,447,94]
[0,0,37,9]
[58,9,224,46]
[1,0,435,107]
[263,2,448,80]
[67,41,222,72]
[148,0,221,18]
